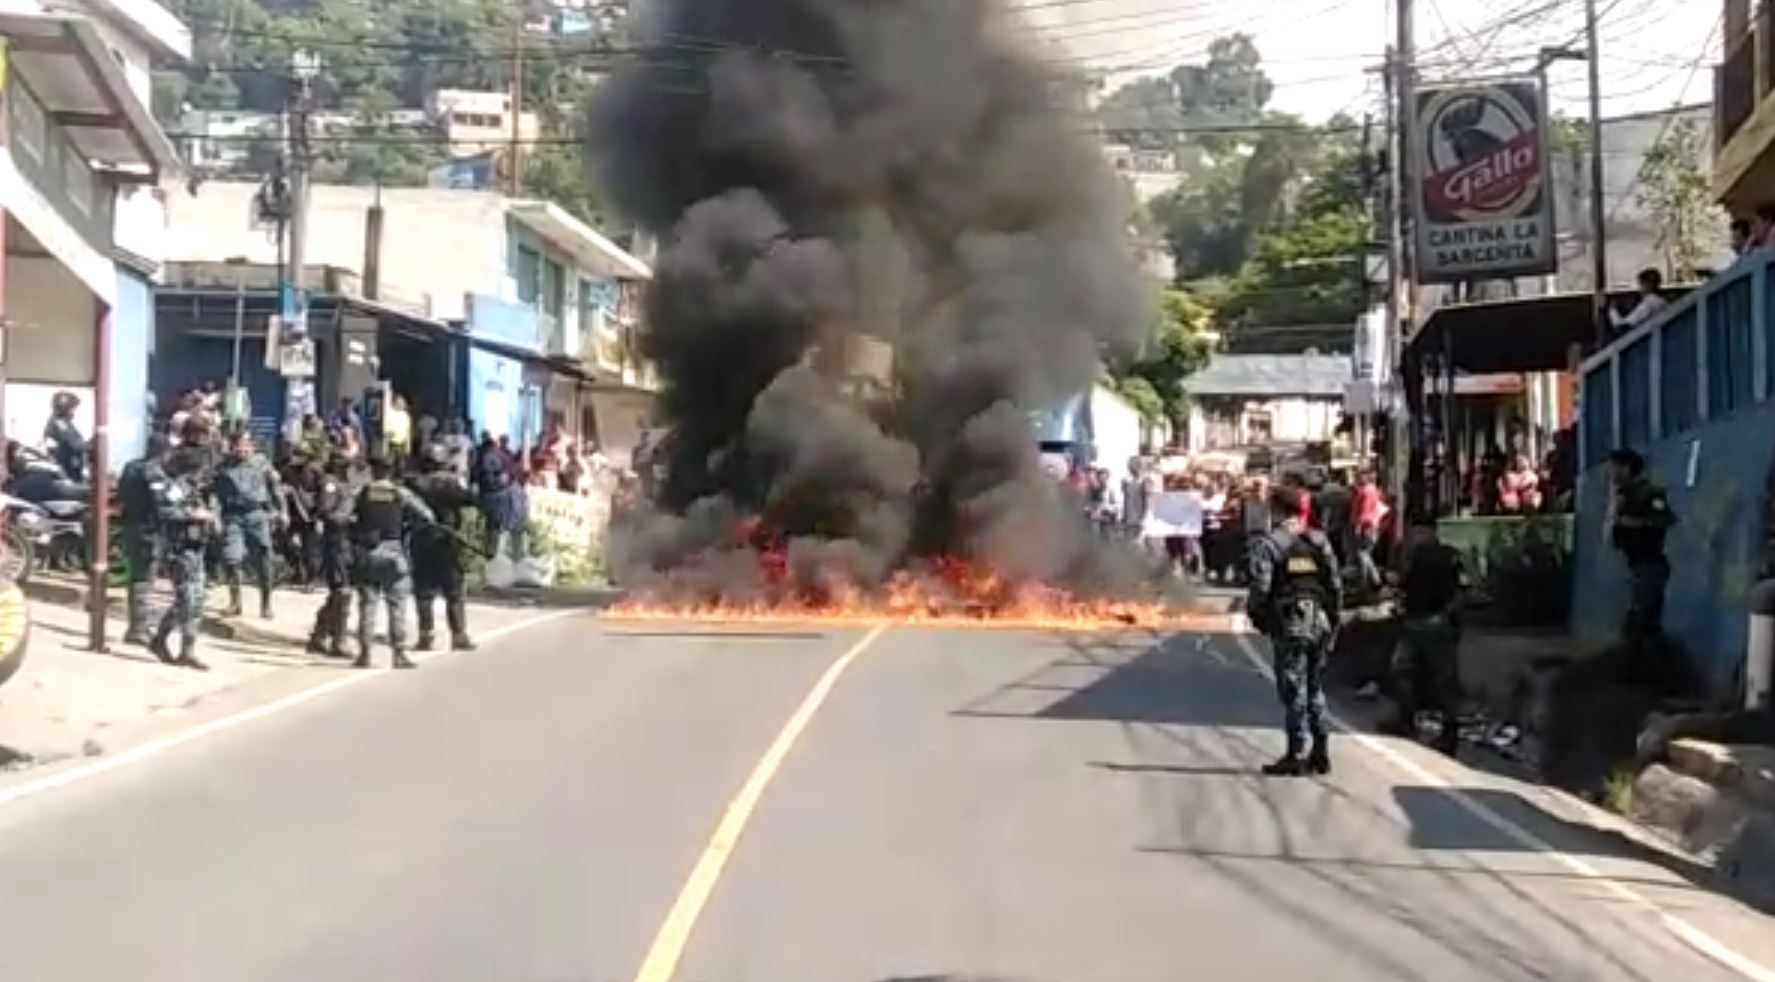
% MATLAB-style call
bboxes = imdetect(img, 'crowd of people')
[1078,454,1393,588]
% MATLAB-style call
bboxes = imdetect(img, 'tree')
[1110,289,1214,425]
[1636,118,1717,281]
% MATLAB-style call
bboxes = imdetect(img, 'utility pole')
[285,49,319,443]
[509,11,524,196]
[1385,0,1417,512]
[1584,0,1609,345]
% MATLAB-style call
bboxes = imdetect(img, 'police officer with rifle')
[1246,484,1344,776]
[410,443,478,651]
[149,444,220,671]
[350,453,435,670]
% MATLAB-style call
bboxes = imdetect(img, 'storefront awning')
[1406,289,1684,375]
[0,154,113,302]
[0,13,180,178]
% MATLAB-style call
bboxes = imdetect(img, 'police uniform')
[1247,522,1343,775]
[410,456,478,650]
[150,450,216,670]
[215,449,280,617]
[350,473,435,669]
[1611,474,1675,652]
[306,460,360,657]
[117,447,168,643]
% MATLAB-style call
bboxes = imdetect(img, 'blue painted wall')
[1570,401,1775,695]
[463,293,542,442]
[109,270,153,465]
[1574,248,1775,698]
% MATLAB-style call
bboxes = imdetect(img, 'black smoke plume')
[592,0,1154,599]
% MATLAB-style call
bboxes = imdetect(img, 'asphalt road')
[0,614,1772,982]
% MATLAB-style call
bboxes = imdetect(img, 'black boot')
[451,633,476,652]
[148,631,177,665]
[391,649,416,670]
[177,644,210,672]
[1262,740,1309,776]
[259,592,274,620]
[352,649,373,669]
[223,579,243,618]
[1308,735,1332,775]
[415,603,436,652]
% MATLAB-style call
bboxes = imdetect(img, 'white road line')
[1229,630,1775,982]
[0,607,583,811]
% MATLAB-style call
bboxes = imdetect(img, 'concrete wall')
[164,183,510,321]
[6,255,96,384]
[1570,401,1775,696]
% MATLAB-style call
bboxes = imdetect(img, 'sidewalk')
[0,576,586,768]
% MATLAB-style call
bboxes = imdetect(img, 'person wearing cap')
[348,452,435,670]
[1606,448,1677,666]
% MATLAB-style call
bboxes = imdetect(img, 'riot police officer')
[117,433,170,645]
[1606,448,1677,673]
[215,430,281,618]
[150,446,219,670]
[1247,484,1343,776]
[306,453,358,658]
[350,453,435,670]
[410,443,478,651]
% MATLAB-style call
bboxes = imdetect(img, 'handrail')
[1578,246,1768,376]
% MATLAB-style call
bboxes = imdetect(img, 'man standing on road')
[350,454,434,670]
[1247,485,1343,777]
[409,444,478,652]
[149,446,218,671]
[1606,448,1678,677]
[215,431,281,619]
[1384,513,1468,757]
[117,433,169,645]
[305,453,359,659]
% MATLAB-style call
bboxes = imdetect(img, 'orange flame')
[607,548,1196,631]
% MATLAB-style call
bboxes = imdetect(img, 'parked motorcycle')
[3,442,91,580]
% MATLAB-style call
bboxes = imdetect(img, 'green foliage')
[160,0,622,214]
[1635,118,1717,281]
[1110,289,1213,424]
[1106,34,1369,350]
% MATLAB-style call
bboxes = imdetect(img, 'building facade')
[0,4,180,467]
[1180,354,1352,453]
[161,183,654,455]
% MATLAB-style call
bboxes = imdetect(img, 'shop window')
[514,244,541,304]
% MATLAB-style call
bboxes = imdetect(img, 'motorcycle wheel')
[0,526,34,586]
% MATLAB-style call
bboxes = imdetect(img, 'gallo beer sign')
[1414,78,1555,283]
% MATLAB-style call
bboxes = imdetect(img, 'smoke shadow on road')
[986,630,1278,729]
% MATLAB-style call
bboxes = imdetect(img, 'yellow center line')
[630,622,891,982]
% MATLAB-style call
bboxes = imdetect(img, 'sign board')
[278,338,316,378]
[1414,77,1556,283]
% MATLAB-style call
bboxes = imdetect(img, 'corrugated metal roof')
[1185,353,1353,398]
